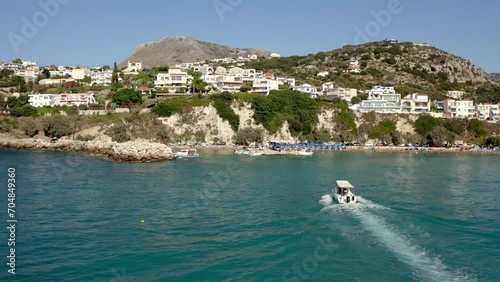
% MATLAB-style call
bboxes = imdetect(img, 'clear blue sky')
[1,0,499,72]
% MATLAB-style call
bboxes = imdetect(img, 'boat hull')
[332,191,357,204]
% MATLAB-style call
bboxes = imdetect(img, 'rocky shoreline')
[0,136,176,162]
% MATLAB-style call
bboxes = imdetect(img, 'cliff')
[0,136,175,162]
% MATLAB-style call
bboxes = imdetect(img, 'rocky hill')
[487,73,500,84]
[120,36,271,68]
[244,41,497,101]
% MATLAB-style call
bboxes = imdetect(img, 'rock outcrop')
[0,136,175,162]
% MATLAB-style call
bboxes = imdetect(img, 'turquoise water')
[0,149,499,281]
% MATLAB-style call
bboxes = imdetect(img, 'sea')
[0,149,498,282]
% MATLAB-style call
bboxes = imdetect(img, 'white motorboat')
[332,180,357,204]
[297,148,313,156]
[175,149,199,158]
[248,151,264,156]
[235,148,264,156]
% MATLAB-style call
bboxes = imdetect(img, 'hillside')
[244,41,499,102]
[120,36,271,68]
[487,73,500,84]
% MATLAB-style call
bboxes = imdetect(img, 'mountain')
[120,36,271,68]
[486,73,500,84]
[244,41,498,101]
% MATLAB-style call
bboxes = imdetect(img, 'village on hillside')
[0,54,499,122]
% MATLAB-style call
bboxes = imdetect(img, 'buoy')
[141,219,145,223]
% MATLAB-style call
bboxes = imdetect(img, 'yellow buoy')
[141,219,145,223]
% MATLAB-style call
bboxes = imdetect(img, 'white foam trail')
[356,196,390,210]
[319,194,333,206]
[350,208,470,282]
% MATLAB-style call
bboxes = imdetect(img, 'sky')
[1,0,499,72]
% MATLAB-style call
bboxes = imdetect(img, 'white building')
[270,53,281,58]
[365,86,396,99]
[154,67,189,93]
[252,79,280,96]
[71,68,91,80]
[59,93,96,106]
[276,77,296,87]
[443,99,475,118]
[28,94,60,107]
[357,93,401,113]
[446,90,466,100]
[293,84,318,98]
[401,93,431,113]
[91,69,114,85]
[326,87,358,102]
[317,71,329,77]
[22,61,37,67]
[125,60,143,73]
[322,82,335,93]
[476,103,500,120]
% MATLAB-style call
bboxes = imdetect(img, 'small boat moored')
[297,148,313,156]
[332,180,357,204]
[175,149,199,158]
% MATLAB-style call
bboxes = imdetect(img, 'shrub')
[233,127,263,145]
[65,105,79,116]
[108,123,130,143]
[151,99,185,117]
[9,105,38,117]
[76,134,95,141]
[212,100,239,131]
[252,90,318,136]
[382,57,397,65]
[22,120,37,137]
[414,114,441,136]
[112,89,142,105]
[42,116,73,138]
[0,118,17,133]
[156,127,169,142]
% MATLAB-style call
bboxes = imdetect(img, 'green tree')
[41,69,51,78]
[0,68,14,79]
[233,127,263,145]
[9,105,37,117]
[351,96,362,104]
[22,120,37,137]
[239,84,253,93]
[64,105,79,116]
[112,88,142,106]
[112,62,119,84]
[443,118,466,136]
[0,118,17,133]
[42,116,73,138]
[414,114,441,136]
[467,119,487,138]
[189,70,208,93]
[12,58,22,64]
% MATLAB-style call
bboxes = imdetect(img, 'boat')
[297,148,313,156]
[248,151,264,156]
[175,149,199,158]
[234,148,264,156]
[332,180,357,204]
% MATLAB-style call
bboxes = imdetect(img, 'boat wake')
[319,195,474,281]
[319,194,388,212]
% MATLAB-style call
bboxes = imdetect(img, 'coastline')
[2,135,498,162]
[181,144,500,155]
[0,135,176,162]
